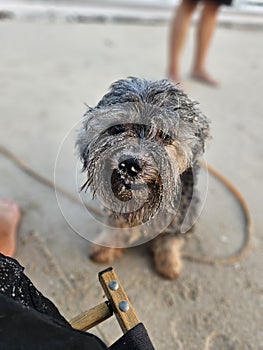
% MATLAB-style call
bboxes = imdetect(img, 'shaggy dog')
[76,77,209,279]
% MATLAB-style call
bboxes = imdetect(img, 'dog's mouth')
[111,168,148,202]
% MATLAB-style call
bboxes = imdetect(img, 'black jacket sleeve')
[0,294,108,350]
[110,323,155,350]
[0,254,155,350]
[0,253,107,350]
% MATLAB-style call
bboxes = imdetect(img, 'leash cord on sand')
[0,145,103,218]
[182,161,253,265]
[0,145,252,266]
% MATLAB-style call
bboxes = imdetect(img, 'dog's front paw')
[151,235,184,280]
[90,244,124,264]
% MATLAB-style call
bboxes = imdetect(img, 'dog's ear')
[75,136,89,171]
[148,79,210,152]
[76,110,93,171]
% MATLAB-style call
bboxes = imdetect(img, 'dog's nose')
[118,157,142,177]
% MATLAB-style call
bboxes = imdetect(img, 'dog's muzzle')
[110,156,147,202]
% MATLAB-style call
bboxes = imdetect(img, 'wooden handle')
[99,267,140,333]
[70,301,113,331]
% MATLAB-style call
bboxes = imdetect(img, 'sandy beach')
[0,5,262,349]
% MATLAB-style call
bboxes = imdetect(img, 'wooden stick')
[99,267,140,333]
[70,301,113,331]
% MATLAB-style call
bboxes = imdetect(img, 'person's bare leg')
[167,0,197,84]
[191,1,221,86]
[0,199,20,257]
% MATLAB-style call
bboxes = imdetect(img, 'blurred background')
[0,0,262,349]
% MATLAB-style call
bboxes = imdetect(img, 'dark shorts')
[191,0,232,5]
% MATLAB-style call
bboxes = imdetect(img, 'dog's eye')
[156,130,173,144]
[163,134,173,144]
[108,125,126,135]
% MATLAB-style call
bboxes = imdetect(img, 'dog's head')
[76,77,209,227]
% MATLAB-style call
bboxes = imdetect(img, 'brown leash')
[182,161,253,265]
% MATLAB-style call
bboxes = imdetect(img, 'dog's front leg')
[89,227,125,264]
[90,244,124,264]
[151,233,184,280]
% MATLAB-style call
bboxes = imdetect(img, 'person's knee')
[202,1,221,15]
[180,0,198,14]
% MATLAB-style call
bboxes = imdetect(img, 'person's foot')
[0,199,21,257]
[167,71,184,89]
[191,69,219,87]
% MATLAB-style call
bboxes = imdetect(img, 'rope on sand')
[0,145,252,265]
[182,161,253,265]
[0,145,103,218]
